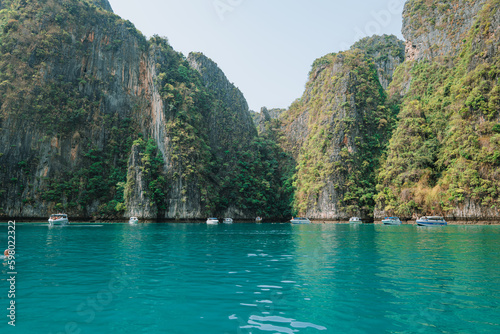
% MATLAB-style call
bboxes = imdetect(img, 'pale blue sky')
[107,0,405,112]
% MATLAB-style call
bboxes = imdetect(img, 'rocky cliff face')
[92,0,113,12]
[185,52,269,218]
[0,0,288,220]
[279,44,400,220]
[2,0,497,222]
[0,0,150,218]
[187,52,257,160]
[351,35,405,90]
[402,0,489,61]
[375,0,500,220]
[251,107,286,134]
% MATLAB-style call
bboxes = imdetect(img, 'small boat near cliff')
[129,217,139,224]
[255,217,263,223]
[416,216,447,226]
[223,218,233,224]
[349,217,362,224]
[206,218,219,225]
[382,217,402,225]
[49,213,69,226]
[290,217,311,224]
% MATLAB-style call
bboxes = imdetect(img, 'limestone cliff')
[0,0,289,220]
[351,35,405,90]
[187,52,256,160]
[92,0,113,12]
[0,0,150,218]
[402,0,489,61]
[3,0,497,222]
[252,107,286,134]
[279,44,400,220]
[375,0,500,221]
[180,53,292,219]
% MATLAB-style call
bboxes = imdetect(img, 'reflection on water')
[0,223,498,333]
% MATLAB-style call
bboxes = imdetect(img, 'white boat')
[255,217,263,223]
[129,217,139,224]
[416,216,447,226]
[290,217,311,224]
[349,217,362,224]
[48,213,69,226]
[382,217,402,225]
[206,218,219,225]
[223,218,233,224]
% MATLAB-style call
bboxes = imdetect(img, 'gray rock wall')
[402,0,488,61]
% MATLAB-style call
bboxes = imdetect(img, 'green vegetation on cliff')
[2,0,497,221]
[282,44,399,218]
[0,0,145,216]
[0,0,293,219]
[185,52,293,218]
[351,34,405,64]
[252,109,296,217]
[149,40,293,218]
[375,0,500,217]
[0,0,145,134]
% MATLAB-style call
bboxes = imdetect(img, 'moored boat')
[206,218,219,225]
[290,217,311,224]
[382,217,402,225]
[255,216,263,223]
[349,217,362,224]
[129,217,139,224]
[416,216,447,226]
[48,213,69,226]
[223,218,233,224]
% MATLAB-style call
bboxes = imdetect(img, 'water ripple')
[2,223,499,333]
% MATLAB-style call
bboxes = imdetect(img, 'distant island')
[0,0,498,223]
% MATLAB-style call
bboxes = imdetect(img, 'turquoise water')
[1,223,499,333]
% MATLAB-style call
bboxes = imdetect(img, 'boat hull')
[416,221,447,226]
[291,220,311,224]
[416,216,448,227]
[349,217,362,224]
[48,218,69,226]
[382,219,402,225]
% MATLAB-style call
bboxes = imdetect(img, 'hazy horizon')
[107,0,405,112]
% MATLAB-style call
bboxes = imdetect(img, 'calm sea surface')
[1,223,499,333]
